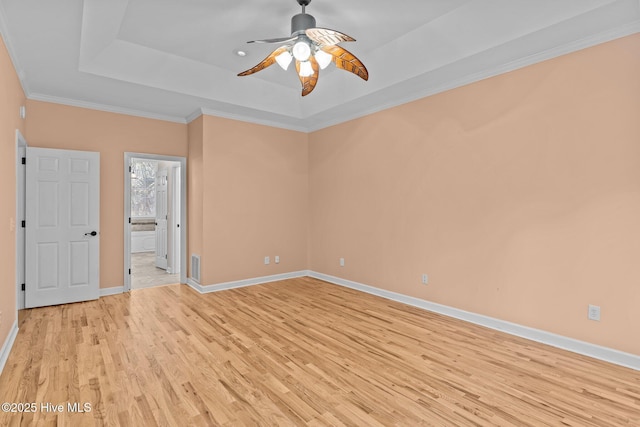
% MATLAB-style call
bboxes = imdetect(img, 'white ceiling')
[0,0,639,132]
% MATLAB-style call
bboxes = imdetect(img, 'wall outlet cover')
[588,304,601,321]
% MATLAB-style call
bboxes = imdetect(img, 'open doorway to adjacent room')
[124,153,187,291]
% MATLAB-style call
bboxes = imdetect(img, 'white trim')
[308,271,640,372]
[28,93,186,124]
[186,271,309,294]
[100,286,124,297]
[0,321,19,377]
[305,22,640,133]
[7,22,639,134]
[185,108,203,124]
[198,108,308,133]
[136,22,640,134]
[15,130,27,311]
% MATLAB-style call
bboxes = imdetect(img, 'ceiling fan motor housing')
[291,13,316,36]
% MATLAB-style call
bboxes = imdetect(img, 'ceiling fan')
[237,0,369,96]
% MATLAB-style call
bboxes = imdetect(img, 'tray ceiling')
[1,0,639,131]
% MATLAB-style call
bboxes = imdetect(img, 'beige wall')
[24,100,188,289]
[3,31,639,359]
[189,116,309,285]
[0,35,26,348]
[187,116,204,279]
[308,34,640,356]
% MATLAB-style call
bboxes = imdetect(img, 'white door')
[25,147,100,308]
[155,168,168,270]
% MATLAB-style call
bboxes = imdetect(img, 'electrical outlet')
[421,274,428,285]
[588,305,601,321]
[275,255,280,264]
[340,258,345,267]
[264,256,270,265]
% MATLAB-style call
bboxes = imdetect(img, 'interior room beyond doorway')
[129,157,181,289]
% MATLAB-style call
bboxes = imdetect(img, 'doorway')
[124,153,186,291]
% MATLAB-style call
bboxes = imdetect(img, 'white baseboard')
[0,320,19,377]
[187,271,309,294]
[308,271,640,372]
[100,286,124,297]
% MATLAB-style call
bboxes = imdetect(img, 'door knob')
[84,231,98,236]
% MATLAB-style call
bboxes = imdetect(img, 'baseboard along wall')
[307,271,640,372]
[101,269,640,371]
[0,320,19,377]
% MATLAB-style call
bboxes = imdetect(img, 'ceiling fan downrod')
[292,0,315,35]
[298,0,311,13]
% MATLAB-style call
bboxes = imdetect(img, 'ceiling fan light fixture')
[292,41,311,61]
[237,0,368,96]
[298,60,314,77]
[314,49,332,69]
[275,50,293,70]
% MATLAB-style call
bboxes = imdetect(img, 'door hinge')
[129,165,132,173]
[21,157,26,165]
[129,269,131,275]
[128,217,131,224]
[21,283,25,291]
[21,220,25,228]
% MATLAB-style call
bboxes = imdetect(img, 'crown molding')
[28,93,187,124]
[6,12,639,133]
[304,20,640,132]
[198,107,310,133]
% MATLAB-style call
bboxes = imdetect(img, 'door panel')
[155,168,168,270]
[25,147,100,308]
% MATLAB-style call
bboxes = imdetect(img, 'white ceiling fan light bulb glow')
[275,50,293,70]
[315,49,332,69]
[292,41,311,61]
[299,60,314,77]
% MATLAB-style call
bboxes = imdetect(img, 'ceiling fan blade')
[247,36,298,44]
[295,56,320,96]
[305,28,355,46]
[237,46,289,77]
[321,45,368,81]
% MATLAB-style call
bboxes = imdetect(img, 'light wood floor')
[131,252,180,289]
[1,278,639,426]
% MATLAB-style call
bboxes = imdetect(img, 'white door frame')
[170,165,181,275]
[124,153,187,291]
[15,130,27,311]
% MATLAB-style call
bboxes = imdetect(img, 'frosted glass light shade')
[275,51,293,70]
[315,50,332,69]
[292,41,311,61]
[299,61,314,77]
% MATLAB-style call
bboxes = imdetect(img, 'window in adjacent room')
[130,159,158,218]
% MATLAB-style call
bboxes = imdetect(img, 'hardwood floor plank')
[1,277,639,426]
